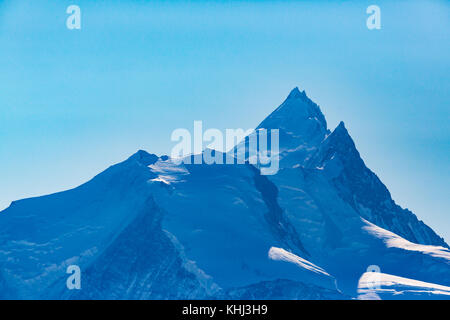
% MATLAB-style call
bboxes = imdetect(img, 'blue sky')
[0,0,449,240]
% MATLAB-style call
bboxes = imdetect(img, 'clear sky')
[0,0,449,241]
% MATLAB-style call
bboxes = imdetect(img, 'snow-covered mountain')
[0,88,448,300]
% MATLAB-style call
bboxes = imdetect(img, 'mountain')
[257,87,329,155]
[305,120,447,247]
[0,88,448,300]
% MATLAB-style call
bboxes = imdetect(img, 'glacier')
[0,87,448,300]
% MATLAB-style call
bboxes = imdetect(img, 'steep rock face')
[306,121,447,247]
[65,197,215,300]
[255,88,446,248]
[251,166,310,257]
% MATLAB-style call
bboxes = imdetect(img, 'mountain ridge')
[0,87,448,299]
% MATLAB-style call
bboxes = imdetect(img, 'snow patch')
[362,219,450,261]
[268,247,330,276]
[148,159,189,184]
[358,271,450,299]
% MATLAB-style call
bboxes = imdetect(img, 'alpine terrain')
[1,88,449,300]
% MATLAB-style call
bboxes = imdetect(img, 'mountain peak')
[336,121,346,130]
[326,121,356,154]
[287,87,306,100]
[256,87,329,150]
[306,121,359,170]
[333,121,349,137]
[127,150,159,166]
